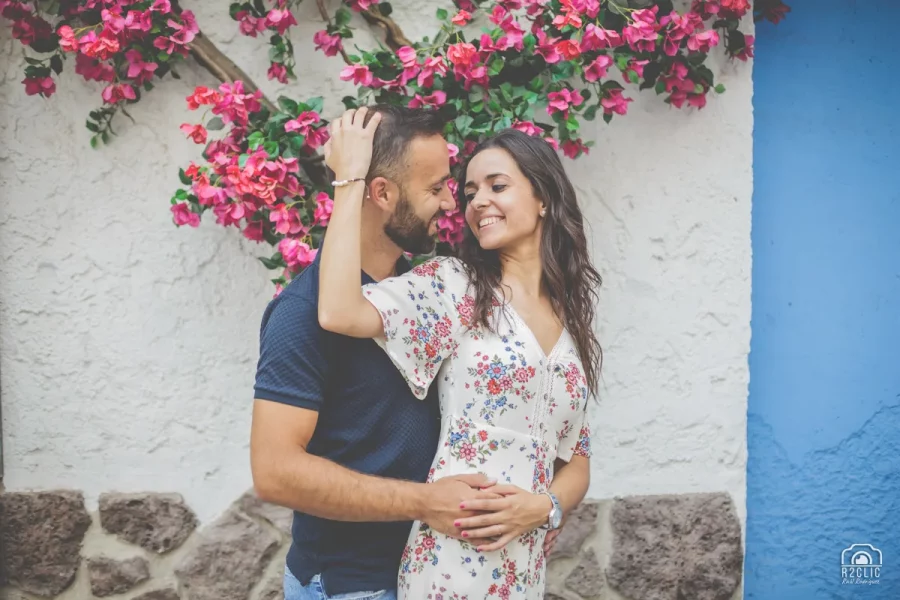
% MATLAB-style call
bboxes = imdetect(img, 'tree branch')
[188,32,278,114]
[362,5,413,51]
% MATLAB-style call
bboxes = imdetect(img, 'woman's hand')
[454,484,552,552]
[323,106,381,181]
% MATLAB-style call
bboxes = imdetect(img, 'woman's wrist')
[530,492,553,529]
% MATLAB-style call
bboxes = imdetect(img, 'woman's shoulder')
[409,256,467,277]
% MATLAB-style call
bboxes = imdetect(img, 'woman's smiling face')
[463,148,544,251]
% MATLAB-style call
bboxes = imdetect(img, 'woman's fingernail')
[459,503,465,509]
[462,532,469,538]
[454,521,460,527]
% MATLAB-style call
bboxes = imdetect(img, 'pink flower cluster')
[173,84,336,281]
[4,0,197,102]
[233,1,298,83]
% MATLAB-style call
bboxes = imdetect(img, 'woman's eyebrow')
[464,173,506,188]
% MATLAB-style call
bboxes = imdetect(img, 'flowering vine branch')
[2,0,789,293]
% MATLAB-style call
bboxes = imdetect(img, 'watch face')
[549,509,562,529]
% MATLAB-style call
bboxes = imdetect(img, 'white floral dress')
[362,256,592,600]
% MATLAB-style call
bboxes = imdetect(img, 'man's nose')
[440,187,457,211]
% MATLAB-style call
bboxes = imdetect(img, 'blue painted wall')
[747,1,900,598]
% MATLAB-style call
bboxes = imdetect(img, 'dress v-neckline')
[499,297,567,360]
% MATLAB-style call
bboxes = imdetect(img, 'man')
[250,105,495,600]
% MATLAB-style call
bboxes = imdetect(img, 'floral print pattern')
[362,257,593,600]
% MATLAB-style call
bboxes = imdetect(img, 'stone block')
[606,493,742,600]
[133,588,182,600]
[0,491,91,596]
[257,573,284,600]
[175,509,281,600]
[549,501,599,560]
[99,492,198,554]
[237,489,292,536]
[565,549,603,598]
[87,556,150,597]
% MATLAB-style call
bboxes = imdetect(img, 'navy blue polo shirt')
[253,251,441,596]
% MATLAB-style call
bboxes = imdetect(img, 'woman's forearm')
[317,181,378,337]
[550,455,590,515]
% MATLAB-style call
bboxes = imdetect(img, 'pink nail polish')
[459,503,465,509]
[453,521,460,527]
[462,532,469,538]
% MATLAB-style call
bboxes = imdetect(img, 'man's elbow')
[250,445,292,506]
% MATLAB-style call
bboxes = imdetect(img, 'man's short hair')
[361,104,446,182]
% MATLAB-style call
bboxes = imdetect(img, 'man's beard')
[384,188,437,255]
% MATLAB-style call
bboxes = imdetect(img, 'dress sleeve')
[362,257,469,399]
[557,403,592,462]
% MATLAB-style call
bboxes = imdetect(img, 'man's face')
[383,135,456,254]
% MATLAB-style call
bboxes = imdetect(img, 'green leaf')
[335,7,352,27]
[436,7,448,20]
[238,153,249,168]
[715,83,726,94]
[86,121,100,133]
[179,168,193,185]
[229,3,244,20]
[341,95,359,110]
[90,135,99,149]
[307,96,324,113]
[206,117,225,131]
[584,105,598,121]
[379,2,392,16]
[264,140,279,158]
[289,134,306,150]
[278,97,298,114]
[488,57,504,76]
[49,55,63,75]
[258,254,283,270]
[603,112,613,124]
[628,71,639,84]
[24,57,43,66]
[654,81,666,94]
[175,188,188,200]
[455,114,474,131]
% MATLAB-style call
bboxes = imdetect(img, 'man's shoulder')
[261,266,320,330]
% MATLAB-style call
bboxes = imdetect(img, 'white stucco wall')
[0,0,751,525]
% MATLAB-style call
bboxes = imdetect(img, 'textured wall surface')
[747,2,900,598]
[0,0,753,526]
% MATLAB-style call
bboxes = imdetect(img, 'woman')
[318,109,601,599]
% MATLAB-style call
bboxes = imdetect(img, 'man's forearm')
[254,449,427,522]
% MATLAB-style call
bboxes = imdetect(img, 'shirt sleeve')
[361,257,469,400]
[253,292,329,411]
[557,404,592,462]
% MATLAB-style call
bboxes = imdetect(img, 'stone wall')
[0,490,743,600]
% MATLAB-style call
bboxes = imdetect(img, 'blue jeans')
[283,566,397,600]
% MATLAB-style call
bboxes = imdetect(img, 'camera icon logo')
[841,543,882,585]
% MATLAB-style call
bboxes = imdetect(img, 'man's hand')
[420,474,500,546]
[542,514,566,556]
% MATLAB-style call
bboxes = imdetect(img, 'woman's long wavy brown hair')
[456,129,603,396]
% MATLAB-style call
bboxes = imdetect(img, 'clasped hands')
[422,473,563,555]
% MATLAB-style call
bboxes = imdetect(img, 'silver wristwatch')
[541,492,562,530]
